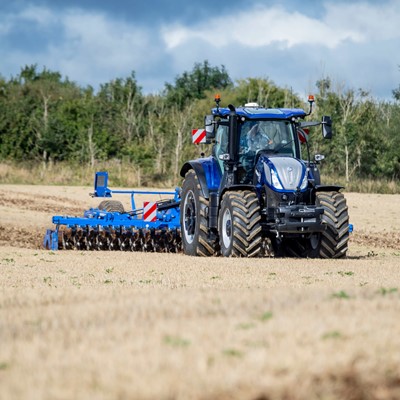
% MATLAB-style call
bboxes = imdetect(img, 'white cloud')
[159,1,400,100]
[0,1,398,99]
[0,5,55,35]
[0,5,159,87]
[162,1,400,51]
[18,5,55,26]
[50,10,154,78]
[324,1,400,42]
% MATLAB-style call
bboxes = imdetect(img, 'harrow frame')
[43,172,181,251]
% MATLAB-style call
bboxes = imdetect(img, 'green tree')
[0,64,82,166]
[164,60,232,109]
[97,72,143,143]
[311,77,397,181]
[233,77,302,108]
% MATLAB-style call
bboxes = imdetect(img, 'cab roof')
[212,106,307,120]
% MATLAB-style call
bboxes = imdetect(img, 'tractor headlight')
[271,169,283,190]
[300,170,309,190]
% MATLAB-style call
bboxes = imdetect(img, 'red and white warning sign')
[143,202,157,222]
[297,128,309,144]
[192,129,206,144]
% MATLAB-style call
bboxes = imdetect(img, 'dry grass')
[322,174,400,194]
[0,185,400,399]
[2,161,400,193]
[0,161,178,188]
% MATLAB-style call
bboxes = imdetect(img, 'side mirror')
[204,115,215,140]
[321,116,332,139]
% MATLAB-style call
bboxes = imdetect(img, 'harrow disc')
[86,230,97,250]
[58,227,182,253]
[72,230,86,250]
[118,232,132,251]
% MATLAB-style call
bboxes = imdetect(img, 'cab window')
[214,123,228,171]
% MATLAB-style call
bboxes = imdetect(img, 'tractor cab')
[213,114,301,183]
[210,102,307,185]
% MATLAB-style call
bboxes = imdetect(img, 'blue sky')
[1,0,399,100]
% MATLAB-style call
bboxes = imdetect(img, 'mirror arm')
[299,121,321,128]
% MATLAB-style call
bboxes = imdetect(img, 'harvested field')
[0,185,400,400]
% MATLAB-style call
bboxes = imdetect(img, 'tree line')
[0,61,399,185]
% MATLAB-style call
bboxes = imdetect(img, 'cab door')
[213,124,229,173]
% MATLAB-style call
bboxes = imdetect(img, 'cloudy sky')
[1,0,399,100]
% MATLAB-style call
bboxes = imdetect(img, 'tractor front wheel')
[317,191,349,258]
[218,191,262,257]
[277,191,349,258]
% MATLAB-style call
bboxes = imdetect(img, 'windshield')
[239,120,296,157]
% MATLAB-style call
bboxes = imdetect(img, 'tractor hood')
[255,155,309,193]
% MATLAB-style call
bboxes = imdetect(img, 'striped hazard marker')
[192,129,206,144]
[297,127,309,144]
[143,202,157,222]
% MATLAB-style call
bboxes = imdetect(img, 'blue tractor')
[179,95,350,258]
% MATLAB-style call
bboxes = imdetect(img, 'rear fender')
[219,184,257,202]
[180,156,221,199]
[315,185,344,192]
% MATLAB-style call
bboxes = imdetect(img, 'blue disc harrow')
[43,172,182,252]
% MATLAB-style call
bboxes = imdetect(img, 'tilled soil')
[0,185,400,400]
[0,186,399,252]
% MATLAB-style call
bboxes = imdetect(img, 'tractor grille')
[264,185,310,223]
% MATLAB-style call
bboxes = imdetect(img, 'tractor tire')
[180,170,218,256]
[218,191,262,257]
[98,200,125,213]
[277,191,349,258]
[317,191,349,258]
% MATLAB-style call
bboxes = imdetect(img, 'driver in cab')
[239,121,286,183]
[246,123,273,152]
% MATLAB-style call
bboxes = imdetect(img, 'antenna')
[291,86,293,108]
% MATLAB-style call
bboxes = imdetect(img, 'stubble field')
[0,184,400,400]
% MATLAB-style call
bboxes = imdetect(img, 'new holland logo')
[287,166,294,185]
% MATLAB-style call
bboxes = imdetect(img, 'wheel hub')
[222,208,232,249]
[183,190,196,244]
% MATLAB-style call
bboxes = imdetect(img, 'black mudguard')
[315,185,344,192]
[180,161,210,198]
[219,184,256,200]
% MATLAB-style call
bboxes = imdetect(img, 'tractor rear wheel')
[98,200,125,213]
[317,191,349,258]
[219,191,262,257]
[180,170,218,256]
